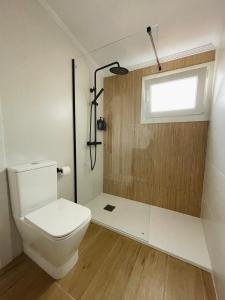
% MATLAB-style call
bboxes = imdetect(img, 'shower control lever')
[87,141,102,146]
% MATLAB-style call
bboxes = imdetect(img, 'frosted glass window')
[150,77,198,112]
[141,65,211,124]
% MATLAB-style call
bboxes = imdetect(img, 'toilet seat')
[24,198,91,240]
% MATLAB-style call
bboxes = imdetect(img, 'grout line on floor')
[200,269,218,300]
[79,223,104,255]
[79,233,122,299]
[55,282,77,300]
[162,255,169,300]
[121,244,143,299]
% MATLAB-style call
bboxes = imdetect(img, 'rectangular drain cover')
[104,204,115,212]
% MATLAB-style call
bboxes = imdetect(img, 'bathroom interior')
[0,0,225,299]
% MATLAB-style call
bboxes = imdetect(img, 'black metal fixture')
[97,117,107,131]
[57,168,63,174]
[147,26,161,71]
[72,59,77,203]
[87,61,129,170]
[104,204,116,212]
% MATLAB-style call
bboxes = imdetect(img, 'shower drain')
[104,204,116,212]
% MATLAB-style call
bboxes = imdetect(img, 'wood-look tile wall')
[103,51,215,217]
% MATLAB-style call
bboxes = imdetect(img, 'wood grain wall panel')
[103,51,215,217]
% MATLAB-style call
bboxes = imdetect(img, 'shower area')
[77,27,214,272]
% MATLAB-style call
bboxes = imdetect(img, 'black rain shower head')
[109,66,129,75]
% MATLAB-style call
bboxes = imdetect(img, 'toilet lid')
[24,198,91,238]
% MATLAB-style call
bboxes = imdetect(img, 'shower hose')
[89,102,97,170]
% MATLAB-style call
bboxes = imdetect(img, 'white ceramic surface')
[7,161,91,278]
[8,161,57,217]
[149,205,211,271]
[87,193,150,242]
[87,193,211,271]
[25,198,91,238]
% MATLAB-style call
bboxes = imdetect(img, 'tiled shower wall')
[103,51,215,217]
[201,30,225,300]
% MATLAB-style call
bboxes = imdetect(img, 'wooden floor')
[0,223,216,300]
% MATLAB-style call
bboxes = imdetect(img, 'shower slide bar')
[87,62,128,170]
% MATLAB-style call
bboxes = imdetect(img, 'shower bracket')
[87,141,102,146]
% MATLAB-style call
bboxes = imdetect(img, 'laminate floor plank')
[78,222,104,254]
[164,256,206,300]
[59,227,120,300]
[80,236,141,300]
[122,245,167,300]
[0,255,54,300]
[0,223,216,300]
[201,271,217,300]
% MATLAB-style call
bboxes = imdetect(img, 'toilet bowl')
[7,161,91,279]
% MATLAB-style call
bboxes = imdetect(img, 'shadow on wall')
[0,168,22,268]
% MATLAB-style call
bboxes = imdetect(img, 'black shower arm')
[92,61,120,94]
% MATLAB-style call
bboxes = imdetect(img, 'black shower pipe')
[147,26,162,71]
[90,61,120,94]
[72,59,77,203]
[87,61,120,170]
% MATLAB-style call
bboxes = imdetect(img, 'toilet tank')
[8,161,57,218]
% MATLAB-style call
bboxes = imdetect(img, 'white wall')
[0,98,21,268]
[0,0,103,268]
[201,26,225,300]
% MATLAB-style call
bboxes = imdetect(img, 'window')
[141,63,212,124]
[150,77,198,112]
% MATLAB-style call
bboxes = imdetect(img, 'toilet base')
[23,243,79,279]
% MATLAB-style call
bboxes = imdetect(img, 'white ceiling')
[45,0,225,68]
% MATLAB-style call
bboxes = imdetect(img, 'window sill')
[141,113,210,124]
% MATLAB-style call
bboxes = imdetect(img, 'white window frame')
[141,62,214,124]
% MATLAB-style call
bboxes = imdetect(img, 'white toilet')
[7,161,91,279]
